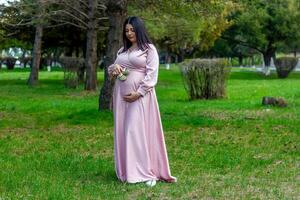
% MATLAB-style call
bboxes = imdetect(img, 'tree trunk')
[178,48,185,62]
[85,0,98,91]
[251,56,255,66]
[263,43,276,67]
[28,25,43,86]
[75,46,80,57]
[21,50,26,68]
[99,0,127,110]
[238,56,243,66]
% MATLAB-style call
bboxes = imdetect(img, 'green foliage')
[274,57,298,78]
[0,0,88,56]
[0,38,31,51]
[128,0,237,53]
[218,0,300,59]
[180,59,230,99]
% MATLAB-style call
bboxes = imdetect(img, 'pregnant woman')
[108,16,176,187]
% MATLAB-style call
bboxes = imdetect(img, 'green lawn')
[0,66,299,199]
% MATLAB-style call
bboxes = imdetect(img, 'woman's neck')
[131,43,137,48]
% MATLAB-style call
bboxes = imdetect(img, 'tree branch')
[53,9,88,27]
[54,0,89,20]
[221,35,263,53]
[50,18,87,29]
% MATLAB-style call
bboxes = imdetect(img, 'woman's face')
[125,24,137,44]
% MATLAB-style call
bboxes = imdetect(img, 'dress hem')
[117,176,177,184]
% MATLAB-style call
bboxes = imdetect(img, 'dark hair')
[121,16,152,52]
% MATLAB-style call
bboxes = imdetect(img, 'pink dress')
[108,44,177,183]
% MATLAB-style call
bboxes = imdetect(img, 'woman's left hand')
[123,92,141,102]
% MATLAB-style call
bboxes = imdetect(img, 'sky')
[0,0,10,5]
[0,0,7,4]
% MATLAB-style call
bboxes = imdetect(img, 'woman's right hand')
[112,64,122,77]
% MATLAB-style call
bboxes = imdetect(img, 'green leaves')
[128,0,237,52]
[224,0,300,53]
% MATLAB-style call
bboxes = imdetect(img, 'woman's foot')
[145,180,156,187]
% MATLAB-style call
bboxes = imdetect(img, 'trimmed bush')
[60,57,85,88]
[5,57,17,70]
[180,58,230,100]
[275,57,298,78]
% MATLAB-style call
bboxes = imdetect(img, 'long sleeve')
[108,63,115,76]
[137,45,159,96]
[107,47,124,76]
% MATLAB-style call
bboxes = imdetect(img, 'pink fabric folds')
[108,44,177,183]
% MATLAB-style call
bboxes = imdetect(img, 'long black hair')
[121,16,152,52]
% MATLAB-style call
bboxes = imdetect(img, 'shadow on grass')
[0,67,63,72]
[0,79,28,86]
[229,71,300,80]
[25,153,118,185]
[84,168,118,184]
[0,79,104,92]
[65,155,118,184]
[173,97,228,103]
[163,112,218,130]
[0,80,74,97]
[53,108,113,126]
[0,79,65,86]
[74,156,118,184]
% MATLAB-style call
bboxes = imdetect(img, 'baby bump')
[116,71,145,96]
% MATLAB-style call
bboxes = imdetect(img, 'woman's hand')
[112,64,122,77]
[123,92,142,102]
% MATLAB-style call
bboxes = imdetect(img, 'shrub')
[274,57,298,78]
[5,57,17,70]
[180,58,230,100]
[60,57,85,88]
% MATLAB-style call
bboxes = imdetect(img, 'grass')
[0,66,299,199]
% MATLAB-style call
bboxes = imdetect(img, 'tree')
[129,0,236,59]
[52,0,107,90]
[0,0,50,85]
[99,0,127,110]
[1,0,107,88]
[28,23,43,85]
[24,0,50,86]
[85,0,99,90]
[221,0,300,67]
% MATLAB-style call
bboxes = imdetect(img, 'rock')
[262,96,287,107]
